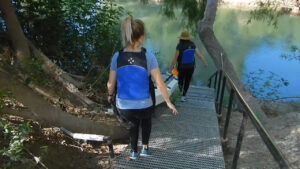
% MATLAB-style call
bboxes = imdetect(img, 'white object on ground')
[155,73,178,106]
[107,108,114,115]
[60,127,107,141]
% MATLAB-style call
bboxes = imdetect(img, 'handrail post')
[215,70,223,103]
[214,70,218,89]
[208,78,212,88]
[207,70,291,169]
[106,138,115,159]
[223,89,235,141]
[218,76,227,116]
[231,110,248,169]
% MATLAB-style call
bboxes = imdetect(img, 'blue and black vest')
[116,48,155,104]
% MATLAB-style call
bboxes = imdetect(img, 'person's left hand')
[166,102,179,115]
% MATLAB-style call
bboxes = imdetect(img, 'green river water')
[117,1,300,100]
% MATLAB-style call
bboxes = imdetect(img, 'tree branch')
[28,40,96,108]
[68,73,85,81]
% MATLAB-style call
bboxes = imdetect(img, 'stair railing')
[207,70,291,169]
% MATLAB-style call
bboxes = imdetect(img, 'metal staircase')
[113,86,225,169]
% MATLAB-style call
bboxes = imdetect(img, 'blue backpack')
[112,48,155,122]
[181,49,195,65]
[116,48,155,103]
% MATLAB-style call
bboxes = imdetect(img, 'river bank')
[0,113,127,169]
[220,100,300,168]
[1,74,298,168]
[220,0,300,15]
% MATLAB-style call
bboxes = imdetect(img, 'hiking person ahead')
[107,16,178,160]
[169,31,208,102]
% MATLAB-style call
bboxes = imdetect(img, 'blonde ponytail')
[121,16,145,48]
[121,16,133,47]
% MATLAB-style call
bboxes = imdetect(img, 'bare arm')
[195,48,208,68]
[107,70,116,103]
[168,50,179,73]
[151,68,178,115]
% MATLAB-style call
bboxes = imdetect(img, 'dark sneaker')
[129,151,138,160]
[140,148,150,156]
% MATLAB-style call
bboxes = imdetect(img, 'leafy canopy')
[141,0,206,29]
[247,1,292,28]
[13,0,124,74]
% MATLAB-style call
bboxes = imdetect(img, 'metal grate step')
[113,86,225,169]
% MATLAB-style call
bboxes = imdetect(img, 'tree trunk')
[0,0,30,64]
[28,41,96,108]
[0,69,128,140]
[197,0,267,121]
[0,0,96,108]
[0,0,124,139]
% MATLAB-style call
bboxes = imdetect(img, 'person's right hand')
[166,102,179,115]
[108,96,114,104]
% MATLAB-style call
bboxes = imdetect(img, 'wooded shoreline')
[220,0,300,15]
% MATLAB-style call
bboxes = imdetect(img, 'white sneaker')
[180,96,186,102]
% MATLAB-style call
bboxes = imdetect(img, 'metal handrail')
[207,70,291,169]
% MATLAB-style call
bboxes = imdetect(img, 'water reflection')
[117,1,300,100]
[243,41,300,100]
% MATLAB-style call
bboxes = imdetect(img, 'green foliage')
[25,58,53,87]
[181,0,206,28]
[0,119,31,169]
[244,69,289,100]
[40,145,49,155]
[247,1,291,28]
[0,90,12,110]
[85,66,110,92]
[0,91,31,168]
[170,88,181,103]
[160,0,206,29]
[13,0,124,75]
[162,0,178,19]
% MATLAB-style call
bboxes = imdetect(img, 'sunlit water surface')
[117,1,300,100]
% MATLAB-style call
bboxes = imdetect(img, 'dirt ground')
[1,84,299,169]
[219,102,300,169]
[0,114,128,169]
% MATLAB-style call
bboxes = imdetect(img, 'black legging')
[178,67,194,96]
[118,106,153,152]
